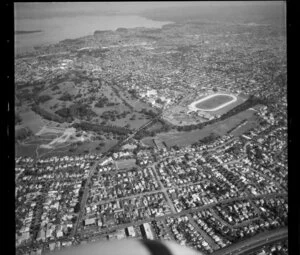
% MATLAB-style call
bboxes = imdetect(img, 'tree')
[59,93,73,101]
[74,203,80,213]
[15,113,22,125]
[37,95,52,103]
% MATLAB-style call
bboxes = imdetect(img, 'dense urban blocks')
[189,93,237,112]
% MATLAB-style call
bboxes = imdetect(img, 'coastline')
[15,14,173,56]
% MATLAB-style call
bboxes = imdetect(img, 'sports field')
[196,95,234,110]
[190,93,237,112]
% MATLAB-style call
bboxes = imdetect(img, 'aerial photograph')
[14,2,287,255]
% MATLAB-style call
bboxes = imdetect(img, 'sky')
[15,2,284,19]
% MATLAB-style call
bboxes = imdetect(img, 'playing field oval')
[189,93,237,112]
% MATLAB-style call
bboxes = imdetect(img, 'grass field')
[15,132,118,158]
[148,109,257,148]
[230,110,259,137]
[15,144,37,157]
[146,121,164,132]
[18,110,45,134]
[115,159,137,169]
[141,138,156,147]
[208,95,246,116]
[195,95,234,110]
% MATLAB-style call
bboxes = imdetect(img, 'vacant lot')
[195,95,234,110]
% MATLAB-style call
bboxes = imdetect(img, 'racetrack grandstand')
[162,92,246,126]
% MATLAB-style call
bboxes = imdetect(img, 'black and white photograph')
[13,2,288,255]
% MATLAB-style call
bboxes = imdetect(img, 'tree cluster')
[191,133,220,147]
[94,96,117,108]
[51,85,60,91]
[140,108,158,118]
[59,93,73,101]
[15,127,33,141]
[32,105,64,123]
[55,103,97,122]
[74,179,86,213]
[127,89,139,98]
[37,95,52,104]
[111,84,134,110]
[101,110,130,122]
[15,113,22,125]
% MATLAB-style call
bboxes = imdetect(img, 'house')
[127,226,136,237]
[84,218,96,226]
[37,229,46,241]
[56,225,63,238]
[49,243,56,251]
[36,249,42,255]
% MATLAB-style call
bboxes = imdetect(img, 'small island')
[15,30,42,34]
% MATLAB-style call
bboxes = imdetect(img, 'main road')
[79,192,286,238]
[211,227,287,255]
[71,115,161,237]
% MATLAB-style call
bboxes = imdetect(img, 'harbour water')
[15,14,171,54]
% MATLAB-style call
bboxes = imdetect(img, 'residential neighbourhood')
[15,116,287,254]
[14,2,287,255]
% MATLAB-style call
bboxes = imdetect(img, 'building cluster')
[82,192,171,232]
[166,216,215,253]
[15,154,100,255]
[87,167,159,203]
[156,157,210,187]
[168,180,238,213]
[214,201,259,225]
[189,200,287,249]
[136,149,155,166]
[16,21,286,119]
[15,114,287,255]
[253,239,288,255]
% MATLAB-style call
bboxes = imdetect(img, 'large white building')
[143,223,154,240]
